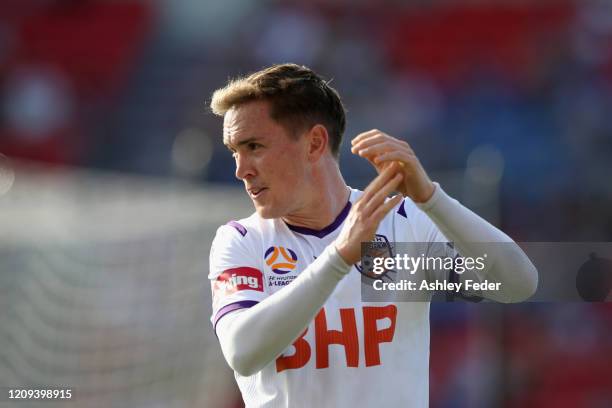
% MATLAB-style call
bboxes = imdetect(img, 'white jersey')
[209,188,453,408]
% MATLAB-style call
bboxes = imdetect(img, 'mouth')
[247,187,268,199]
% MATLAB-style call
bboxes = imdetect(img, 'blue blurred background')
[0,1,610,407]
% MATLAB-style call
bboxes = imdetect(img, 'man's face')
[223,101,309,218]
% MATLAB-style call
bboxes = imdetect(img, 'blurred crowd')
[1,0,611,241]
[1,0,612,239]
[0,1,610,407]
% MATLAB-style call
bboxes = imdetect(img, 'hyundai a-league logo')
[265,246,298,274]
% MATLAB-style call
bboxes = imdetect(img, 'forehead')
[223,101,285,146]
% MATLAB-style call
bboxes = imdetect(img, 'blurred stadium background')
[0,0,611,407]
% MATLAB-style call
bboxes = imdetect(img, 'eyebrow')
[224,136,261,150]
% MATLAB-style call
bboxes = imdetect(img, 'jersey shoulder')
[209,212,282,279]
[209,213,262,278]
[224,210,266,235]
[213,211,268,242]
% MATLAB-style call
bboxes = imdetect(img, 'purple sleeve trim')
[226,220,247,236]
[213,300,259,333]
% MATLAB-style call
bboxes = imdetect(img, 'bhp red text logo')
[276,305,397,371]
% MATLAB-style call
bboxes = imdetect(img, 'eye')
[247,142,263,151]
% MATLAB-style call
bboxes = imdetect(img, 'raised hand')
[334,163,404,265]
[351,129,435,203]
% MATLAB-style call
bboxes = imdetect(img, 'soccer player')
[208,64,537,407]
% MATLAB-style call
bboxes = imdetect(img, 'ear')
[306,124,329,163]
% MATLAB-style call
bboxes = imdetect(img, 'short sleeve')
[209,222,268,332]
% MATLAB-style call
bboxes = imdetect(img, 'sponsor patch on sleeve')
[212,267,264,303]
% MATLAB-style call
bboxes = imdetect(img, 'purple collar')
[285,200,352,239]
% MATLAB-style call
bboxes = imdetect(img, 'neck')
[282,158,349,230]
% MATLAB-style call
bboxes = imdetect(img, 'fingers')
[351,130,413,156]
[354,141,409,160]
[359,161,403,215]
[351,133,400,153]
[351,131,415,174]
[373,150,416,166]
[361,172,403,216]
[361,162,401,202]
[351,129,380,146]
[335,156,405,265]
[371,194,403,222]
[351,132,392,155]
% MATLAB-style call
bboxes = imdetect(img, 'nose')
[235,152,256,181]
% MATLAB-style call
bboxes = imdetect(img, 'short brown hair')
[210,63,346,158]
